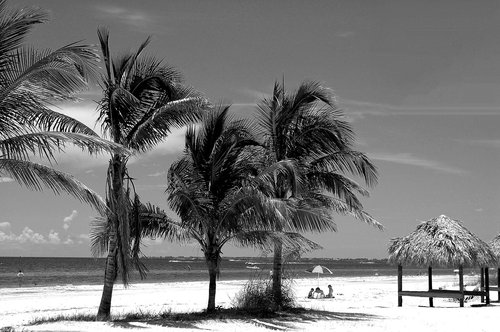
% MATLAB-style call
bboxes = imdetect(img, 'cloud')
[94,5,159,33]
[0,222,11,230]
[236,88,270,101]
[48,230,61,244]
[460,139,500,148]
[339,98,500,119]
[0,177,14,183]
[0,227,47,244]
[0,226,87,246]
[148,171,165,177]
[337,31,355,38]
[63,210,78,231]
[62,233,89,245]
[370,152,465,175]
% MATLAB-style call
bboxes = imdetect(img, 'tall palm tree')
[0,0,124,214]
[158,105,321,312]
[255,80,381,306]
[95,28,209,320]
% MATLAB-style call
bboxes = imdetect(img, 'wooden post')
[485,267,490,305]
[398,264,403,307]
[428,266,433,307]
[480,267,485,303]
[497,268,500,302]
[459,265,464,307]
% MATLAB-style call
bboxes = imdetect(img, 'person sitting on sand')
[307,288,314,298]
[326,284,334,298]
[313,287,325,299]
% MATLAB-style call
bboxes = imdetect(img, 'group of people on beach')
[308,285,334,299]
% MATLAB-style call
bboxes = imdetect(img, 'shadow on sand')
[140,309,381,330]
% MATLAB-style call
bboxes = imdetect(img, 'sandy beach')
[1,273,498,331]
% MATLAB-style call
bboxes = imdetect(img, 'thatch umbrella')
[490,234,500,264]
[388,215,496,307]
[489,234,500,300]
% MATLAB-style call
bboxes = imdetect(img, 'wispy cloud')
[337,31,355,38]
[237,88,270,101]
[95,5,155,28]
[148,171,165,177]
[459,139,500,148]
[63,210,78,231]
[339,98,500,119]
[370,152,465,175]
[93,5,171,35]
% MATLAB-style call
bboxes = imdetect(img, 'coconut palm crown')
[255,80,381,306]
[155,105,321,312]
[0,0,125,215]
[94,27,210,320]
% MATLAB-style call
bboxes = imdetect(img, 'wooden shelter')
[488,234,500,301]
[388,215,496,307]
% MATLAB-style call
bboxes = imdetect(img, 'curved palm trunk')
[272,241,283,309]
[97,155,128,320]
[96,225,117,320]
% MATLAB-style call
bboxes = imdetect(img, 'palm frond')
[97,27,112,82]
[0,44,99,104]
[0,158,107,214]
[89,216,110,257]
[231,230,322,254]
[167,157,211,224]
[127,96,209,151]
[0,131,127,162]
[0,1,47,67]
[138,202,191,242]
[306,192,383,230]
[310,150,378,187]
[21,107,98,135]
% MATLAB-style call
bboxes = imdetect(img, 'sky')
[1,0,500,258]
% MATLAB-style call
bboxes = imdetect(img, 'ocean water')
[0,256,464,289]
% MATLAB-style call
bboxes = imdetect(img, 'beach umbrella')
[306,265,333,286]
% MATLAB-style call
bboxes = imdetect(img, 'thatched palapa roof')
[388,215,496,268]
[490,234,500,265]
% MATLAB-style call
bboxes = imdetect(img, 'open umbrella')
[306,265,333,286]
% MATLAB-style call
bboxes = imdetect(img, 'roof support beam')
[428,266,433,307]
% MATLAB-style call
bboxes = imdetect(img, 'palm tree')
[255,80,381,307]
[0,0,124,214]
[157,105,321,312]
[94,28,209,320]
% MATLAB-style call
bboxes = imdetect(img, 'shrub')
[232,274,296,313]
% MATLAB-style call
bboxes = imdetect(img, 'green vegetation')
[254,80,381,307]
[0,0,123,214]
[232,274,296,313]
[92,28,210,320]
[0,0,380,322]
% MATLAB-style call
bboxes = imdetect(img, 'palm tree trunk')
[272,241,283,308]
[96,225,117,320]
[205,244,219,313]
[207,258,218,312]
[96,155,127,320]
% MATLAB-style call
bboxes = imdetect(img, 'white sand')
[1,273,498,331]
